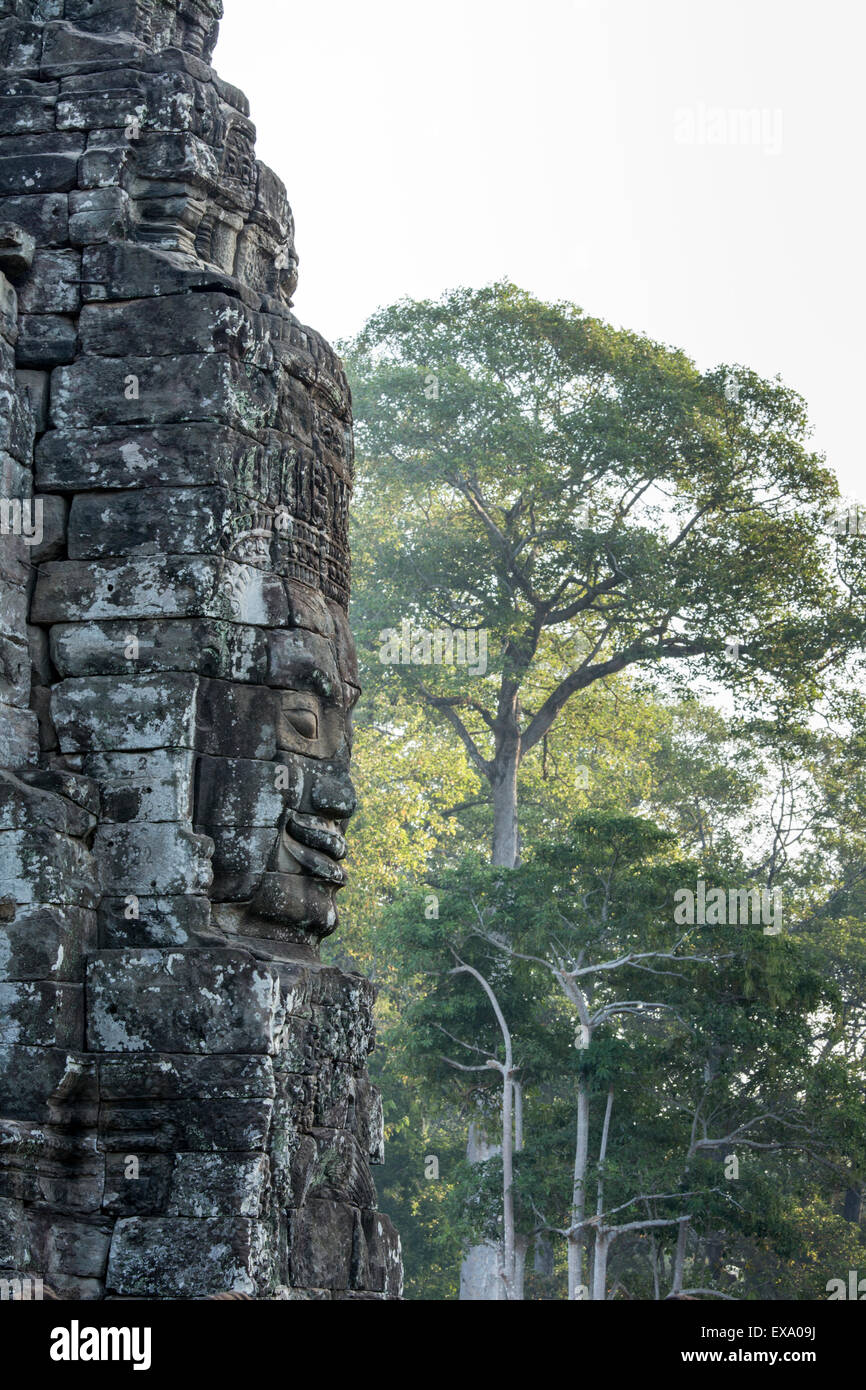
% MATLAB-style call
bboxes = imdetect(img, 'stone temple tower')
[0,0,402,1299]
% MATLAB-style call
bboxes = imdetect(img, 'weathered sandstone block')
[0,0,401,1300]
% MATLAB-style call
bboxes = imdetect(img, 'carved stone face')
[194,623,358,950]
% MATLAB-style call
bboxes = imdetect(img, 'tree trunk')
[568,1075,590,1299]
[514,1236,529,1297]
[650,1237,661,1300]
[501,1063,515,1296]
[670,1217,690,1297]
[592,1230,611,1301]
[513,1080,524,1153]
[491,711,521,867]
[456,960,523,1300]
[596,1086,614,1220]
[458,1089,525,1300]
[460,1242,508,1300]
[491,752,520,867]
[460,708,520,1296]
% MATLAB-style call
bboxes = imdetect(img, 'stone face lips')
[0,0,402,1299]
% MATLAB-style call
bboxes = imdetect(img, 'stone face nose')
[310,770,357,820]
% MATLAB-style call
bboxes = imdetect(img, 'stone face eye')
[284,706,318,740]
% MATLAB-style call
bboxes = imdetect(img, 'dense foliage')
[327,284,866,1299]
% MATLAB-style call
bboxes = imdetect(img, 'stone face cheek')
[0,0,401,1299]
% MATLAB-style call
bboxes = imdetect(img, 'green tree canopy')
[345,281,864,865]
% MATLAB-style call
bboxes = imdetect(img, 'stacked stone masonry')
[0,0,402,1299]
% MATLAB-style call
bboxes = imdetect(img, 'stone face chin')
[0,0,401,1300]
[250,875,341,941]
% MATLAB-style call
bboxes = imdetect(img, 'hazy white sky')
[216,0,864,495]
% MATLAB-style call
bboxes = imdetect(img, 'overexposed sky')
[216,0,864,495]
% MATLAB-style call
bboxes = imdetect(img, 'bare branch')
[419,685,492,778]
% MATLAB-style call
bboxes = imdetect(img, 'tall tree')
[346,281,859,867]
